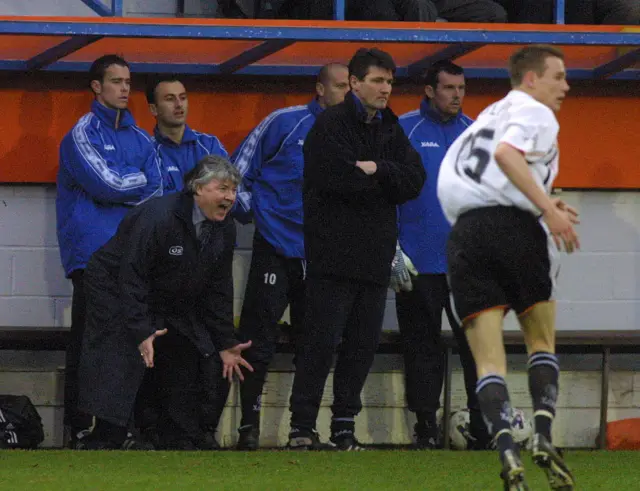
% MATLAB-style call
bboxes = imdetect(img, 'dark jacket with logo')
[78,191,237,426]
[303,92,426,286]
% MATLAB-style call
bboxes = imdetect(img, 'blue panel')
[9,61,636,80]
[593,48,640,79]
[25,36,102,71]
[79,0,112,17]
[555,0,566,25]
[334,0,345,21]
[0,21,638,45]
[216,40,295,74]
[112,0,124,16]
[407,43,485,78]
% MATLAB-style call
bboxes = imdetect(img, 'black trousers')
[433,0,508,22]
[238,230,306,427]
[63,269,93,433]
[396,273,488,441]
[289,276,387,430]
[149,329,227,448]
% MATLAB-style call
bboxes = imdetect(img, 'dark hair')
[508,44,565,87]
[423,60,464,89]
[348,48,396,81]
[184,155,241,195]
[317,62,348,86]
[89,54,129,88]
[145,74,184,104]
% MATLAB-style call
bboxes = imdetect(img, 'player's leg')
[330,281,387,450]
[447,209,527,490]
[285,257,307,369]
[236,232,292,449]
[504,212,573,490]
[518,303,573,490]
[396,273,447,448]
[444,295,491,449]
[288,277,357,449]
[64,270,94,447]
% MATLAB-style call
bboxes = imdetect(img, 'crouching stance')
[77,155,253,450]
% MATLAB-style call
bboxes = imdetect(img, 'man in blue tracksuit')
[231,63,349,450]
[141,75,230,447]
[56,55,162,447]
[396,60,490,449]
[146,75,229,194]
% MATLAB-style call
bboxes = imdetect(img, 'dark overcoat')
[78,191,237,427]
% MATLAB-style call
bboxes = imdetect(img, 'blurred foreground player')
[437,45,578,490]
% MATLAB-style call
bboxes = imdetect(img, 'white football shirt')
[437,90,560,224]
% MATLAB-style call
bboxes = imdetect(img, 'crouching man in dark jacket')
[76,155,253,450]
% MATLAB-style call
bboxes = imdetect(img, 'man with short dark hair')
[395,60,490,450]
[287,48,426,451]
[231,63,349,450]
[56,54,162,448]
[438,45,578,489]
[146,75,228,193]
[77,155,253,450]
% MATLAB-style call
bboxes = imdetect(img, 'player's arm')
[230,115,286,223]
[61,121,161,205]
[494,143,579,252]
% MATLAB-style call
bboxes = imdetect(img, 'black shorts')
[446,206,557,325]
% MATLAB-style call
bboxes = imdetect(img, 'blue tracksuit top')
[56,100,162,277]
[231,98,324,259]
[153,124,228,193]
[398,99,473,274]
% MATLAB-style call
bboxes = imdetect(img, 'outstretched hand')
[220,341,254,383]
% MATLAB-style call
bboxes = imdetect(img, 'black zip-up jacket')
[86,191,237,355]
[302,92,426,286]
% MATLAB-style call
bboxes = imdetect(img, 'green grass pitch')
[0,449,637,490]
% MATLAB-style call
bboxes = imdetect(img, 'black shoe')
[500,448,529,491]
[531,434,575,490]
[329,430,365,451]
[287,428,328,450]
[236,425,259,451]
[414,422,438,450]
[121,437,155,451]
[468,435,495,451]
[199,431,221,450]
[74,438,119,450]
[67,429,92,449]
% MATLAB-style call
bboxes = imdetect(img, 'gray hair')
[184,154,241,194]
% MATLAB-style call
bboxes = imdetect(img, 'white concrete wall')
[2,186,638,332]
[3,354,639,449]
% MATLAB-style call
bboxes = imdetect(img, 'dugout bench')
[2,327,640,450]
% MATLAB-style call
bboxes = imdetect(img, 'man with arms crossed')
[437,45,578,490]
[288,48,425,450]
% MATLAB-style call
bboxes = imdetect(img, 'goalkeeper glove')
[389,243,418,292]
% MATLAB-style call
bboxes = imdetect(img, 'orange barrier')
[0,78,637,188]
